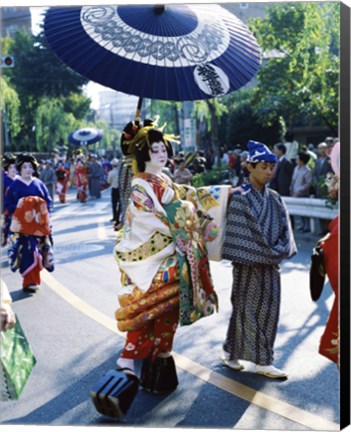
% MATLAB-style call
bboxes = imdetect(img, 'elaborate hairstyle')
[120,117,178,173]
[2,154,16,170]
[15,152,39,172]
[120,119,142,156]
[134,128,173,173]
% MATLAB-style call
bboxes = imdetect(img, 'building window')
[240,3,249,9]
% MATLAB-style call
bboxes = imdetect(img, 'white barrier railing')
[282,196,338,233]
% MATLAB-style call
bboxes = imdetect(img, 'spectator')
[191,150,207,174]
[39,159,56,201]
[237,151,250,185]
[325,136,335,156]
[312,142,334,198]
[290,152,313,232]
[173,159,193,185]
[107,158,121,229]
[283,131,299,165]
[304,144,317,170]
[270,143,294,196]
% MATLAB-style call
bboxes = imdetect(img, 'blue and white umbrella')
[68,127,104,146]
[44,4,261,105]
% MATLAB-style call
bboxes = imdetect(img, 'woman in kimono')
[4,153,54,293]
[2,154,18,247]
[55,160,70,203]
[73,156,88,203]
[114,125,227,392]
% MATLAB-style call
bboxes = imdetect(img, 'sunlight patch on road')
[41,270,339,431]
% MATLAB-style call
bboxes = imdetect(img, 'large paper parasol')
[44,4,261,115]
[68,127,104,146]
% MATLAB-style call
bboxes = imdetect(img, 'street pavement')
[1,186,341,431]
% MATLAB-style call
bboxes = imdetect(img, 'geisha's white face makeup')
[145,141,168,174]
[20,162,34,181]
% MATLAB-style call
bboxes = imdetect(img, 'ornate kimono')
[4,178,54,288]
[114,172,229,360]
[222,183,297,365]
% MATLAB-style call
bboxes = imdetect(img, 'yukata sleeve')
[277,194,297,259]
[3,183,18,217]
[41,182,53,213]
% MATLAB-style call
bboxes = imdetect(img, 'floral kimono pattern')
[8,196,54,278]
[114,173,229,359]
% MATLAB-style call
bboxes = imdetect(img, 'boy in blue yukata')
[222,141,297,379]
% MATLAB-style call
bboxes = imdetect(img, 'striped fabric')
[222,184,297,365]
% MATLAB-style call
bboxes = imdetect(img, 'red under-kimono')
[319,216,339,365]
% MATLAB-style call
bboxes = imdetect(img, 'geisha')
[91,125,230,418]
[4,153,54,292]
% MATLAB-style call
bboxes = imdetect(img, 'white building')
[96,90,150,131]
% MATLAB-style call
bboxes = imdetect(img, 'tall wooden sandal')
[90,368,139,418]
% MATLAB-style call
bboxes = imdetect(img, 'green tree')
[249,2,339,134]
[1,28,90,151]
[0,76,21,147]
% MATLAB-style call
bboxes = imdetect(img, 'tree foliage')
[0,76,21,140]
[249,2,339,134]
[1,28,91,152]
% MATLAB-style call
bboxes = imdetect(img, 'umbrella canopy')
[68,127,104,146]
[44,4,261,101]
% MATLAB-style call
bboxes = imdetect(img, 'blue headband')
[246,140,277,163]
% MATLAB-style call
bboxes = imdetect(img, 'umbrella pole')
[135,97,143,121]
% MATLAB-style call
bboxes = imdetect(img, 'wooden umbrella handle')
[135,97,143,120]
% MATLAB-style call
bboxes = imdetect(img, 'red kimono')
[73,163,88,203]
[319,216,339,365]
[56,166,70,203]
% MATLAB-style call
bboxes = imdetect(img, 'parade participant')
[315,142,339,367]
[55,160,70,203]
[106,158,121,229]
[113,125,222,393]
[4,153,54,293]
[2,154,18,246]
[73,156,88,203]
[222,140,297,379]
[88,154,104,199]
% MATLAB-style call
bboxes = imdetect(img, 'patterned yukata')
[114,172,229,361]
[222,183,297,366]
